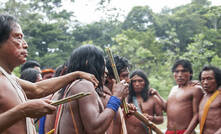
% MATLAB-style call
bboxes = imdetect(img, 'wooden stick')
[105,47,129,114]
[133,112,163,134]
[105,47,163,134]
[51,92,91,106]
[46,129,55,134]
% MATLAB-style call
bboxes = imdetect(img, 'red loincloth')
[165,129,186,134]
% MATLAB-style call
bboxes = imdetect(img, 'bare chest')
[199,94,221,119]
[0,86,23,112]
[168,87,192,104]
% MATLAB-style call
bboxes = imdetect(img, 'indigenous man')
[41,68,55,80]
[126,70,164,134]
[0,14,98,134]
[55,45,129,134]
[20,60,41,73]
[104,55,131,134]
[153,59,204,134]
[199,66,221,134]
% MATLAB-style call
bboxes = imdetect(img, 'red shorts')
[165,129,186,134]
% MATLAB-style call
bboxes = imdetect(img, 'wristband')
[107,96,121,112]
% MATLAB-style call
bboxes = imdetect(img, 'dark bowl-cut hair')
[172,59,193,80]
[128,69,150,103]
[0,14,17,46]
[199,66,221,88]
[61,45,105,96]
[105,55,130,79]
[20,68,41,83]
[20,60,41,73]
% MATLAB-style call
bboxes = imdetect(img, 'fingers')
[90,75,98,87]
[41,99,56,111]
[42,99,52,104]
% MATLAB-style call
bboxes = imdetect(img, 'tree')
[122,6,154,31]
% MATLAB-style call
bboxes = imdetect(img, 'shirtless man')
[126,69,163,134]
[56,45,129,134]
[153,59,204,134]
[104,55,131,134]
[199,66,221,134]
[0,14,98,134]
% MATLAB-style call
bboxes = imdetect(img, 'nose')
[134,81,139,86]
[177,71,183,77]
[203,79,208,84]
[22,39,28,49]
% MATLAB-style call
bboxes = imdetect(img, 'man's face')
[131,75,145,93]
[173,65,191,86]
[36,73,43,82]
[0,23,28,67]
[42,72,54,80]
[119,67,129,82]
[201,70,217,93]
[34,66,41,73]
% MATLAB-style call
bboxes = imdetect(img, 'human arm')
[214,128,221,134]
[184,86,204,134]
[149,88,167,111]
[74,80,128,134]
[0,99,56,133]
[18,71,98,99]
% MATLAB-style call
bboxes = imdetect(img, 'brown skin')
[42,72,54,80]
[0,23,99,133]
[126,75,164,134]
[102,68,130,134]
[199,70,221,134]
[44,92,60,133]
[57,79,128,134]
[101,86,123,134]
[166,65,203,134]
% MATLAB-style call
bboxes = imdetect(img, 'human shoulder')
[191,84,203,93]
[0,73,12,91]
[69,79,95,94]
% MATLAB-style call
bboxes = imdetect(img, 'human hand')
[112,79,129,101]
[143,113,154,122]
[21,99,56,118]
[124,103,137,118]
[149,88,159,96]
[77,71,99,87]
[189,80,201,86]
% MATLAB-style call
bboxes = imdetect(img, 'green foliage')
[122,6,154,31]
[1,0,221,99]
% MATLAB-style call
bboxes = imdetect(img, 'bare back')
[0,73,27,134]
[199,93,221,134]
[44,92,60,133]
[57,79,106,134]
[167,85,203,130]
[126,95,163,134]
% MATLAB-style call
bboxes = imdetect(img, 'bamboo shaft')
[105,47,129,114]
[105,47,163,134]
[133,111,163,134]
[51,92,91,106]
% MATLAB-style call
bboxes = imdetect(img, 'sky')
[63,0,221,24]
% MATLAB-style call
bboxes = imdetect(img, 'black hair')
[199,66,221,88]
[105,55,130,78]
[172,59,193,80]
[20,68,41,83]
[59,45,105,98]
[0,14,17,46]
[53,61,68,77]
[20,60,41,73]
[128,69,150,103]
